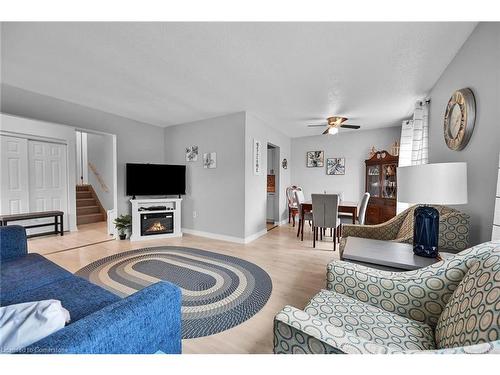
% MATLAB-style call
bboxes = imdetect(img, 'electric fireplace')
[140,212,174,236]
[130,198,182,241]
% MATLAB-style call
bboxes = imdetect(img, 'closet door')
[28,140,69,233]
[0,135,30,214]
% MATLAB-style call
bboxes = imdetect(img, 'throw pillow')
[435,249,500,349]
[0,300,70,353]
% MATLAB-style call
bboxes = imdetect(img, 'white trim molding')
[182,228,268,244]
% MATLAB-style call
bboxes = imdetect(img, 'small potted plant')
[114,214,132,240]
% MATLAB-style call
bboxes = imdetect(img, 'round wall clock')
[443,88,476,151]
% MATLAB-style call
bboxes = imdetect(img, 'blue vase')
[413,205,439,258]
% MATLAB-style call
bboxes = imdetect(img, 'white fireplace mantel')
[130,198,182,241]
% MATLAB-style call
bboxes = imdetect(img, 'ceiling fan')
[308,116,361,135]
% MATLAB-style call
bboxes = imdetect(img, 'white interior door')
[27,140,69,233]
[0,135,29,214]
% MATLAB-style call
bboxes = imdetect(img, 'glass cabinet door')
[382,163,397,199]
[367,165,380,197]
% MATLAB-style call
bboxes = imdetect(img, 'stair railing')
[88,162,110,193]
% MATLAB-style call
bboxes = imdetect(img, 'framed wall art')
[203,152,217,169]
[185,145,198,162]
[253,139,262,175]
[326,157,345,175]
[306,151,324,168]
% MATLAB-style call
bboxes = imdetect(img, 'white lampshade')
[397,162,468,205]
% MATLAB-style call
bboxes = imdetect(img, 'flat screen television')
[126,163,186,196]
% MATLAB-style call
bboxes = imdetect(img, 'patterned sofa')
[273,240,500,354]
[339,205,470,256]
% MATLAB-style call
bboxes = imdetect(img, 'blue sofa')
[0,225,182,354]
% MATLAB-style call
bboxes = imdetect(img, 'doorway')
[75,129,117,236]
[266,143,280,231]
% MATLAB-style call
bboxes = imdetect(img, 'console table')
[342,237,452,271]
[0,211,64,238]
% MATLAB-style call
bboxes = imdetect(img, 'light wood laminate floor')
[28,222,340,354]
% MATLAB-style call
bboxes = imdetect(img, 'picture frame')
[185,145,198,162]
[326,157,345,175]
[203,152,217,169]
[306,151,324,168]
[253,139,262,175]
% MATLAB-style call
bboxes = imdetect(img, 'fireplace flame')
[148,222,167,232]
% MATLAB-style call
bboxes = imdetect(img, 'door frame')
[266,142,281,227]
[75,127,118,237]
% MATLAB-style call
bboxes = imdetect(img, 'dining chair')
[286,186,302,226]
[295,190,313,240]
[339,192,370,225]
[323,191,343,237]
[311,194,340,250]
[324,190,344,202]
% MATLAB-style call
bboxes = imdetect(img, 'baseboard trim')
[182,228,269,244]
[244,229,268,243]
[182,228,246,244]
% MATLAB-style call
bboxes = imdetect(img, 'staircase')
[76,185,106,225]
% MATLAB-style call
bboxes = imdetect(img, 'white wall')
[87,132,114,211]
[0,113,78,231]
[428,23,500,245]
[164,111,291,242]
[1,84,165,216]
[164,112,246,240]
[291,126,401,202]
[244,112,291,238]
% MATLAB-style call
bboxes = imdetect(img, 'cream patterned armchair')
[339,205,470,256]
[273,241,500,354]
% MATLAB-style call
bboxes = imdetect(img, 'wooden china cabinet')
[364,150,399,225]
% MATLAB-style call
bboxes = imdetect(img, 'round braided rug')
[75,246,272,339]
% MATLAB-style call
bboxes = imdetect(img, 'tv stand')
[130,198,182,241]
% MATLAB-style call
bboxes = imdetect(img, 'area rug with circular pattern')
[75,246,273,339]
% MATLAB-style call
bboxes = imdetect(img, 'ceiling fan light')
[327,127,339,135]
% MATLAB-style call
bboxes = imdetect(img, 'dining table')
[297,200,358,241]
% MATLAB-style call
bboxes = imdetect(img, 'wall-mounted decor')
[443,88,476,151]
[203,152,217,169]
[326,158,345,175]
[185,145,198,162]
[253,139,262,175]
[306,151,324,168]
[281,158,288,169]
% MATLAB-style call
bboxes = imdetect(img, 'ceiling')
[1,22,476,137]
